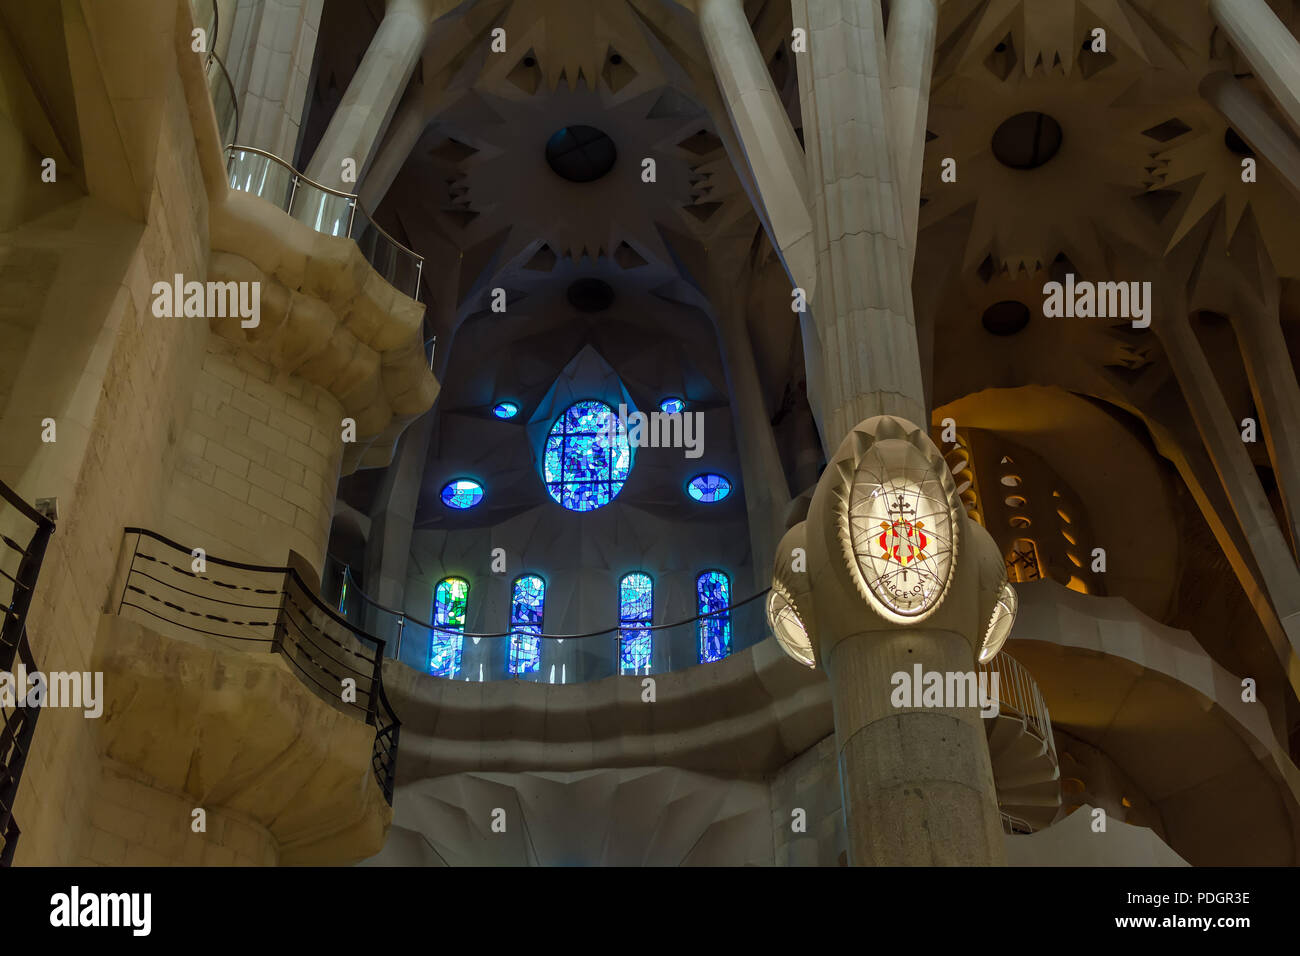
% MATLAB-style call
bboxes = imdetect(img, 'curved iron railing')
[979,652,1058,765]
[189,0,239,147]
[224,145,425,300]
[325,556,774,683]
[0,480,55,866]
[117,529,400,804]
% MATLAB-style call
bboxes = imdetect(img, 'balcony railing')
[0,480,55,867]
[116,529,400,804]
[225,146,425,301]
[979,651,1058,765]
[189,0,238,147]
[324,557,773,684]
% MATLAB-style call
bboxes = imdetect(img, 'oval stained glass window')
[542,400,633,512]
[845,440,957,622]
[440,478,484,509]
[687,473,731,502]
[493,401,519,419]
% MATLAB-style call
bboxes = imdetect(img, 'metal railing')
[324,557,773,684]
[1000,810,1035,835]
[189,0,239,147]
[224,145,425,301]
[117,529,400,804]
[0,481,55,867]
[979,651,1057,765]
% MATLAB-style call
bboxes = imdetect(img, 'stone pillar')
[795,0,928,441]
[708,246,792,584]
[223,0,324,160]
[304,0,431,190]
[783,416,1007,865]
[1200,71,1300,201]
[1209,0,1300,137]
[1230,293,1300,556]
[1155,290,1300,650]
[885,0,937,273]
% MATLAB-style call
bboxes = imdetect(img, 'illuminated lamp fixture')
[979,580,1018,662]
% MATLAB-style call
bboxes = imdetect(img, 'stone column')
[708,244,792,584]
[795,0,928,441]
[1230,293,1300,557]
[1155,290,1300,650]
[885,0,938,274]
[1200,71,1300,201]
[304,0,432,190]
[224,0,324,159]
[1209,0,1300,136]
[792,416,1007,865]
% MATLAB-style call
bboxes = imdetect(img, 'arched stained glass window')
[509,574,545,675]
[618,572,653,674]
[697,570,731,663]
[431,577,469,678]
[543,400,632,511]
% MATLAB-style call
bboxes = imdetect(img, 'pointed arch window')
[431,577,469,678]
[618,572,654,674]
[509,574,546,675]
[697,570,731,663]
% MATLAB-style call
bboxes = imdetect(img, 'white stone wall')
[768,734,846,866]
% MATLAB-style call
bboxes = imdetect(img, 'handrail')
[979,652,1058,765]
[335,560,771,641]
[0,478,54,866]
[204,52,240,147]
[118,528,400,803]
[224,144,425,300]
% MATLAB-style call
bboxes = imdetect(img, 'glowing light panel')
[543,400,632,512]
[687,473,731,502]
[440,479,484,509]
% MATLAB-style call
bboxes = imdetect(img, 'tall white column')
[794,0,928,442]
[304,0,431,190]
[1209,0,1300,137]
[885,0,938,274]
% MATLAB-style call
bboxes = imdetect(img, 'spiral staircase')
[980,653,1062,832]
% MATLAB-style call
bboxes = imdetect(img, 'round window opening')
[688,473,732,503]
[982,300,1031,336]
[441,479,484,509]
[543,400,633,511]
[991,111,1063,170]
[545,126,617,183]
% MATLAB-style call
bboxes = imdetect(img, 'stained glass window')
[440,478,484,509]
[431,577,469,678]
[697,570,731,663]
[618,572,653,674]
[659,397,685,414]
[687,473,731,502]
[493,401,519,419]
[543,400,632,512]
[509,574,545,675]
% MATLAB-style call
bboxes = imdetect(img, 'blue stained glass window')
[659,397,685,414]
[697,570,731,663]
[618,572,653,674]
[543,400,632,512]
[509,574,545,675]
[493,401,519,419]
[687,473,732,503]
[431,577,469,678]
[441,479,484,509]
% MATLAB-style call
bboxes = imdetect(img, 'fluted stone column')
[794,0,927,441]
[1200,71,1300,200]
[885,0,938,274]
[1209,0,1300,137]
[785,416,1007,865]
[305,0,432,191]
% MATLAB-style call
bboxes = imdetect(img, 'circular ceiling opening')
[1224,127,1254,157]
[545,125,617,183]
[982,300,1031,335]
[991,111,1063,169]
[567,278,614,312]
